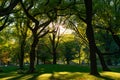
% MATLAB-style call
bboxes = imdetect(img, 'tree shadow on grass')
[0,72,20,79]
[6,72,41,80]
[0,71,118,80]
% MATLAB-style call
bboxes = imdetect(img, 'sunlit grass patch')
[17,75,34,80]
[36,72,105,80]
[37,71,120,80]
[37,73,52,80]
[101,71,120,80]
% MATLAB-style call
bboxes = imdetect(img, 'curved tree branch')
[0,0,20,16]
[20,0,39,25]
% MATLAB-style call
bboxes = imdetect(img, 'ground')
[0,64,120,80]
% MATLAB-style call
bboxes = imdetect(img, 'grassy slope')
[0,64,120,80]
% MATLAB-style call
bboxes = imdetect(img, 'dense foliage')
[0,0,120,75]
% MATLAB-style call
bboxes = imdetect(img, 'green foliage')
[36,39,52,63]
[93,0,120,34]
[0,0,120,76]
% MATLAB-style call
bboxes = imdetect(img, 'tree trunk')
[36,52,39,65]
[66,59,70,64]
[52,33,57,64]
[95,46,110,71]
[19,38,26,70]
[53,51,57,64]
[19,41,24,69]
[84,0,99,75]
[28,37,38,73]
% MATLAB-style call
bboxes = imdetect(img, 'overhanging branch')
[0,0,20,16]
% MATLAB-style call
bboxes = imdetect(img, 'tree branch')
[38,30,49,38]
[0,0,20,16]
[0,15,9,31]
[20,0,39,25]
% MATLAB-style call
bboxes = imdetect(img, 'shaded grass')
[36,64,90,73]
[0,64,120,80]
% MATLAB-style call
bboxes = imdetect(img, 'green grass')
[0,64,120,80]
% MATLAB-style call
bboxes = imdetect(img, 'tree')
[66,0,99,75]
[84,0,99,75]
[64,40,80,64]
[72,0,110,72]
[49,22,61,64]
[14,12,28,70]
[48,17,67,64]
[20,0,57,73]
[93,0,120,66]
[36,40,52,64]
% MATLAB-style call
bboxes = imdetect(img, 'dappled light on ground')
[0,72,20,80]
[37,72,105,80]
[101,72,120,80]
[37,73,52,80]
[0,71,120,80]
[0,72,34,80]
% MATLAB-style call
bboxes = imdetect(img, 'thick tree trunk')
[28,37,38,73]
[86,27,99,75]
[84,0,99,75]
[52,33,57,64]
[53,51,57,64]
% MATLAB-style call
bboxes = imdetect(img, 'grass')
[0,64,120,80]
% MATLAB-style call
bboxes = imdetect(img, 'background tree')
[14,11,28,70]
[64,40,80,64]
[20,0,57,73]
[36,39,52,64]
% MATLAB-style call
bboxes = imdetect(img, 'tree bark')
[84,0,99,75]
[19,38,26,70]
[95,47,110,71]
[28,36,38,73]
[0,0,20,16]
[52,32,57,64]
[53,51,57,64]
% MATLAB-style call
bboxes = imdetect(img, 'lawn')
[0,64,120,80]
